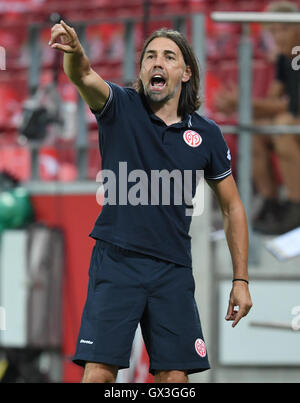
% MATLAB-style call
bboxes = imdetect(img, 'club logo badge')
[183,130,202,148]
[195,338,206,357]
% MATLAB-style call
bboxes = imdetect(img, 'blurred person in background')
[216,1,300,235]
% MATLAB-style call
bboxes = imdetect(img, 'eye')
[167,55,175,60]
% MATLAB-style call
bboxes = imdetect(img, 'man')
[49,21,252,383]
[216,1,300,235]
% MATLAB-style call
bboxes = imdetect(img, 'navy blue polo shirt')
[90,82,231,267]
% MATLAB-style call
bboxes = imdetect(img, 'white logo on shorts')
[80,339,94,345]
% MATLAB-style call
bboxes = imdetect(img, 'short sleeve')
[90,81,129,121]
[204,124,232,181]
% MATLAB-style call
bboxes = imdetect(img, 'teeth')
[150,74,166,89]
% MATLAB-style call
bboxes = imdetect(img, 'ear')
[182,65,192,83]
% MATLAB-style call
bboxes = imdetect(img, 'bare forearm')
[50,20,109,111]
[63,46,91,85]
[253,97,287,119]
[63,49,109,110]
[208,175,252,327]
[223,203,249,280]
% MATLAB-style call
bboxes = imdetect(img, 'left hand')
[225,282,252,328]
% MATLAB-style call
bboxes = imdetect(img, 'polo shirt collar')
[140,93,192,129]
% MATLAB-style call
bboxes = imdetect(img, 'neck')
[147,96,182,126]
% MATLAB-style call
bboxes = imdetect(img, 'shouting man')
[49,21,252,383]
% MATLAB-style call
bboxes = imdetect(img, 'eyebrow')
[145,49,177,56]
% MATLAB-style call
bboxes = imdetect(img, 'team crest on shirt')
[183,130,202,148]
[195,338,206,357]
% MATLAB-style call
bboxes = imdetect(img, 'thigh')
[141,262,210,375]
[73,241,147,370]
[253,119,273,144]
[271,113,300,147]
[253,133,273,148]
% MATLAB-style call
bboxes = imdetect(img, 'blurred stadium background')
[0,0,299,383]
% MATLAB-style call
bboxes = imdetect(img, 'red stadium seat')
[0,146,31,182]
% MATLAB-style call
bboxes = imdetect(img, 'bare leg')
[251,119,284,232]
[253,112,300,234]
[252,119,278,199]
[154,370,189,383]
[81,362,118,383]
[272,112,300,202]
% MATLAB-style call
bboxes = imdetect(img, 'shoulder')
[91,81,140,119]
[107,81,139,99]
[191,113,223,137]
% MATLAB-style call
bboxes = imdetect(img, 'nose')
[153,54,164,69]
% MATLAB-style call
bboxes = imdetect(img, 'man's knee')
[273,112,295,126]
[81,362,118,383]
[155,370,188,383]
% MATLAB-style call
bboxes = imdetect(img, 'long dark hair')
[134,28,201,117]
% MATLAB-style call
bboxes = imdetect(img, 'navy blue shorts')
[73,240,210,375]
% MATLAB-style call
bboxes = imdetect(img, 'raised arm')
[49,20,109,112]
[207,174,252,327]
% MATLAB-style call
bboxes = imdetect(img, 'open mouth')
[150,75,167,91]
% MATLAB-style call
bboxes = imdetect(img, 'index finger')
[60,20,76,37]
[232,306,247,328]
[49,26,68,45]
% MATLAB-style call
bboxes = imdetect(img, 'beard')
[142,80,181,105]
[145,91,172,104]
